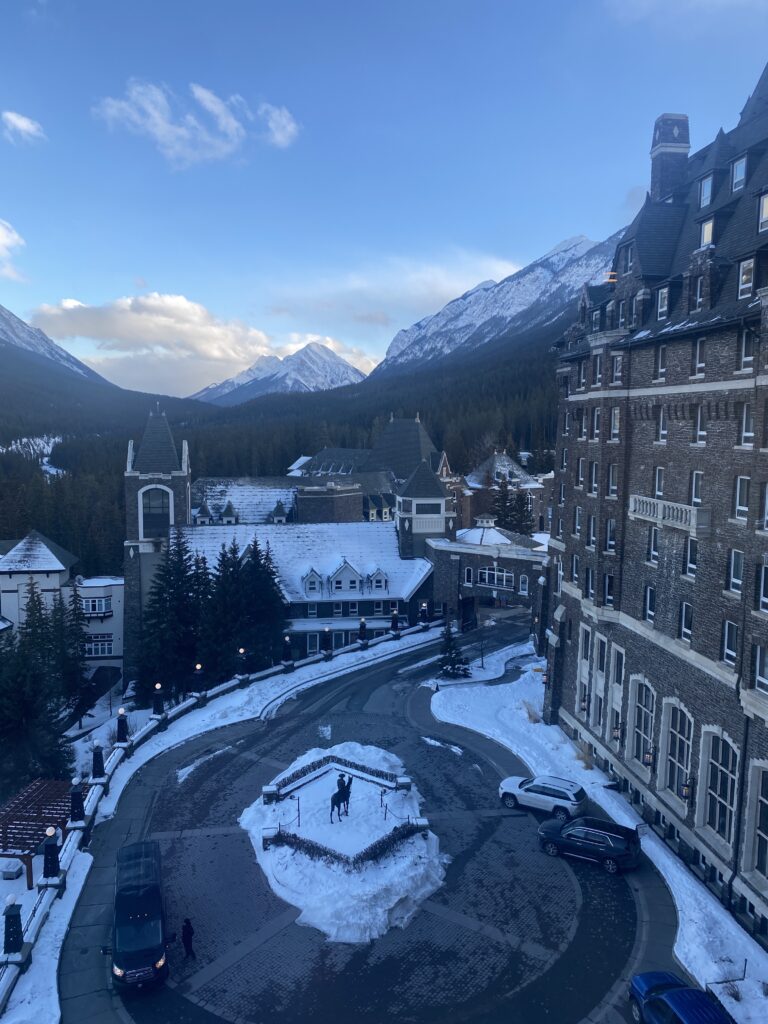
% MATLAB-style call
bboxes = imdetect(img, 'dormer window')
[621,244,634,275]
[693,275,704,311]
[592,353,602,385]
[618,300,626,328]
[732,156,746,192]
[578,360,587,389]
[700,218,714,247]
[657,287,669,320]
[307,579,318,592]
[630,295,638,327]
[760,194,768,233]
[591,310,600,332]
[738,258,754,299]
[699,175,713,209]
[334,579,343,591]
[654,344,667,380]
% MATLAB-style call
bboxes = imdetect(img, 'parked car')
[628,971,734,1023]
[537,816,641,874]
[498,775,587,820]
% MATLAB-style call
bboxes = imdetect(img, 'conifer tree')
[439,623,469,678]
[243,540,286,670]
[491,478,513,530]
[508,490,534,536]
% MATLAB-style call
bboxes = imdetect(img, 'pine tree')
[65,583,91,722]
[242,540,287,670]
[492,478,513,530]
[508,490,534,536]
[439,624,469,678]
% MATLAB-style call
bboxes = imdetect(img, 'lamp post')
[116,707,129,744]
[322,627,332,661]
[70,777,85,823]
[282,634,294,671]
[236,647,247,678]
[420,602,429,630]
[152,682,164,717]
[42,826,60,879]
[390,610,400,638]
[643,745,656,771]
[680,776,696,805]
[358,617,368,649]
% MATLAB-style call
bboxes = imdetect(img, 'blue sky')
[1,0,767,395]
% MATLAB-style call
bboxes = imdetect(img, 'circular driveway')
[59,644,678,1024]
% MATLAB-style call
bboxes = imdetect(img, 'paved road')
[59,621,679,1024]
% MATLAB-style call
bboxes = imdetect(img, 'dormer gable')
[367,567,389,592]
[302,568,323,595]
[328,558,362,592]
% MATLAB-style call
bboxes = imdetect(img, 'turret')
[650,113,690,201]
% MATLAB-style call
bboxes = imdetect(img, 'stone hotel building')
[545,65,768,946]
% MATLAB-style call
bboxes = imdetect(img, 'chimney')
[650,113,690,201]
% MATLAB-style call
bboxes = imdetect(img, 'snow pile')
[420,638,538,688]
[421,736,462,756]
[239,742,447,943]
[431,647,768,1022]
[176,746,231,785]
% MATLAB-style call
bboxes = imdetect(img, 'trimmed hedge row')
[276,754,398,793]
[270,821,421,868]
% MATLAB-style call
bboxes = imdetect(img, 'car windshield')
[519,778,533,788]
[115,917,162,953]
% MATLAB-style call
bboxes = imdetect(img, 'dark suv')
[537,815,641,874]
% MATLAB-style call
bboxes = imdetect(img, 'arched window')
[141,487,171,538]
[665,705,692,798]
[519,575,529,596]
[465,566,473,584]
[633,681,655,764]
[705,734,738,842]
[477,566,514,589]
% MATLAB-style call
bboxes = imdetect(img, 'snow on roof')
[456,526,513,546]
[192,478,297,524]
[287,455,312,473]
[0,534,67,573]
[465,450,536,490]
[77,577,124,588]
[175,522,432,602]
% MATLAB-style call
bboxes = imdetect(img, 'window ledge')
[755,529,768,537]
[607,439,620,445]
[680,573,695,583]
[733,368,754,376]
[734,445,755,451]
[609,381,624,387]
[588,439,600,444]
[750,609,768,621]
[689,441,707,448]
[603,550,616,557]
[689,373,705,380]
[721,589,742,601]
[653,441,668,446]
[651,377,667,384]
[727,517,748,527]
[605,494,618,502]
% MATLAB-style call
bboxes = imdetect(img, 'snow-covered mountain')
[375,232,623,373]
[190,341,367,406]
[0,302,102,380]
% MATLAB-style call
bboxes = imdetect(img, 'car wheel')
[502,793,518,809]
[553,807,569,823]
[629,996,643,1023]
[543,841,559,858]
[603,857,620,875]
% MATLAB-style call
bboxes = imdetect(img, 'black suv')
[537,816,641,874]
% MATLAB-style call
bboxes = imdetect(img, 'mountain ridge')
[0,302,104,382]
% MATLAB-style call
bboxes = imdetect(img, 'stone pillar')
[3,897,23,955]
[69,778,85,824]
[91,745,105,780]
[116,707,129,744]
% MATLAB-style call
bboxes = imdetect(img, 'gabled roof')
[363,415,438,481]
[222,500,236,518]
[133,409,180,474]
[465,450,535,490]
[619,197,688,279]
[197,499,212,518]
[0,530,77,574]
[398,459,448,499]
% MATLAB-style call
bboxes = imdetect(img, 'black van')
[106,841,173,987]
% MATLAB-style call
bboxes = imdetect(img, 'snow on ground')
[240,742,446,943]
[421,736,462,756]
[420,639,539,689]
[176,747,231,785]
[431,645,768,1022]
[0,856,43,927]
[70,706,152,780]
[2,851,92,1024]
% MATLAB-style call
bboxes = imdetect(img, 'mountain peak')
[0,302,102,381]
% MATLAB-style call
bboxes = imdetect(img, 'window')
[334,579,343,591]
[348,601,358,616]
[729,549,744,593]
[607,463,618,497]
[755,769,768,878]
[739,403,755,446]
[758,565,768,613]
[592,353,603,385]
[612,648,625,689]
[610,406,620,440]
[706,735,738,842]
[693,276,704,311]
[699,175,713,208]
[555,557,564,595]
[307,578,318,593]
[732,156,746,192]
[633,682,655,763]
[654,466,664,498]
[611,354,623,383]
[560,447,569,470]
[694,405,707,443]
[764,483,768,530]
[693,337,705,373]
[738,260,755,300]
[348,579,357,590]
[648,526,659,565]
[390,601,398,613]
[591,406,601,439]
[141,487,170,538]
[655,406,668,442]
[373,575,384,589]
[308,602,317,618]
[595,638,607,678]
[667,706,692,798]
[578,360,587,388]
[621,244,634,275]
[558,481,566,506]
[82,596,112,615]
[657,288,669,320]
[577,457,585,487]
[578,408,587,438]
[654,344,667,379]
[605,518,616,552]
[574,505,583,536]
[700,218,714,247]
[760,193,768,233]
[618,300,626,328]
[571,553,580,584]
[591,309,600,332]
[644,585,656,622]
[374,601,383,615]
[679,602,692,642]
[415,502,441,514]
[307,633,319,655]
[333,602,343,616]
[581,625,591,662]
[563,410,571,435]
[519,575,529,596]
[723,620,739,665]
[556,517,564,539]
[735,476,750,520]
[588,461,598,494]
[756,646,768,693]
[603,573,615,606]
[84,634,113,657]
[685,538,698,577]
[630,295,638,327]
[739,328,754,369]
[587,515,596,548]
[691,470,703,506]
[464,566,473,584]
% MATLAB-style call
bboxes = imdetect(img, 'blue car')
[629,972,734,1024]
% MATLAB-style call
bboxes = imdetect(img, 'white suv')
[498,775,587,821]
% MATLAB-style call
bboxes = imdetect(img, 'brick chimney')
[650,113,690,201]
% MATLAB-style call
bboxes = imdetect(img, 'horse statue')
[330,775,353,823]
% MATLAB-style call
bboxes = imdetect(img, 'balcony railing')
[628,495,712,536]
[83,608,113,619]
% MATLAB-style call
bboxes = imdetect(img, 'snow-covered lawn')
[431,643,768,1023]
[240,742,446,943]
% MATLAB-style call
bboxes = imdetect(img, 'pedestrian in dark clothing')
[182,918,196,959]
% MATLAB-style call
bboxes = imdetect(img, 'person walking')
[182,918,196,959]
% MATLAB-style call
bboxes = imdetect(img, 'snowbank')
[240,742,447,943]
[431,648,768,1022]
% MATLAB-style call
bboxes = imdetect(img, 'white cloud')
[1,110,46,144]
[0,219,25,281]
[257,102,299,148]
[94,80,298,166]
